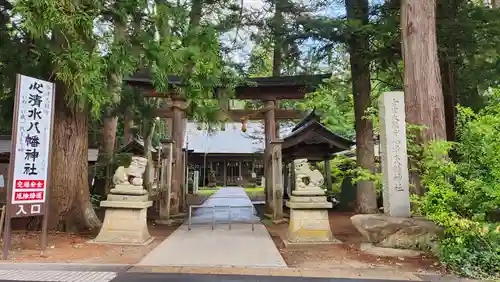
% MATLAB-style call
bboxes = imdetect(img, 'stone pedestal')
[93,185,153,245]
[285,188,339,245]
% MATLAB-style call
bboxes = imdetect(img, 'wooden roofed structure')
[282,110,354,196]
[282,110,354,161]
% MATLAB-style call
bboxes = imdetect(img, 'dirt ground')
[266,211,444,275]
[2,210,444,275]
[2,222,180,264]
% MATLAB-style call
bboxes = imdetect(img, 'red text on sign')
[15,180,45,189]
[14,191,44,201]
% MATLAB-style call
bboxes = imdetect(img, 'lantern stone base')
[285,189,340,245]
[93,193,153,245]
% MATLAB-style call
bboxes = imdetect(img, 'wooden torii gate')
[124,71,330,221]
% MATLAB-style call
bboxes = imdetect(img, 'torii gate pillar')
[170,97,186,214]
[263,99,283,221]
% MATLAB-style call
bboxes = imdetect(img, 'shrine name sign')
[8,75,55,218]
[3,74,55,260]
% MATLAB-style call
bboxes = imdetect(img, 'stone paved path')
[138,187,286,268]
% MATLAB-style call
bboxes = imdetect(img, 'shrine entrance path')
[138,187,287,268]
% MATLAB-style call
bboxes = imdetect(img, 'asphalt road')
[110,272,414,282]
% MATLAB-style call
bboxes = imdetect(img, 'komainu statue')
[294,158,324,190]
[112,156,148,187]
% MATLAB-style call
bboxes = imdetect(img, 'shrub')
[413,104,500,280]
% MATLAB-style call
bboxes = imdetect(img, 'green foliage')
[148,1,239,127]
[320,154,381,197]
[405,124,427,178]
[297,76,356,139]
[437,3,500,110]
[15,0,111,116]
[413,102,500,279]
[328,156,356,194]
[247,45,273,77]
[90,193,102,208]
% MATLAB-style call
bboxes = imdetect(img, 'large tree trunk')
[346,0,378,214]
[402,0,446,141]
[50,82,101,232]
[96,19,127,195]
[97,72,122,195]
[437,0,459,142]
[272,0,283,78]
[402,0,447,196]
[272,0,283,136]
[123,111,134,145]
[100,117,118,157]
[440,57,457,142]
[96,116,118,195]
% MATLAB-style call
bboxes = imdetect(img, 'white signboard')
[11,75,54,208]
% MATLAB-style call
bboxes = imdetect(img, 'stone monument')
[379,91,411,217]
[350,92,441,255]
[285,159,338,245]
[93,156,154,245]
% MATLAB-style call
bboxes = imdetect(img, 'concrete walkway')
[138,187,286,268]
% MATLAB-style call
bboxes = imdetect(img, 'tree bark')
[96,18,127,195]
[188,0,202,28]
[346,0,378,214]
[402,0,447,196]
[437,0,459,142]
[123,111,134,145]
[272,0,282,139]
[440,56,457,142]
[50,81,101,232]
[97,116,118,195]
[402,0,447,142]
[272,0,283,77]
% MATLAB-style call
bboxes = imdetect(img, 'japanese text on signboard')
[11,75,54,217]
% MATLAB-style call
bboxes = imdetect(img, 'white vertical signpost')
[3,74,55,260]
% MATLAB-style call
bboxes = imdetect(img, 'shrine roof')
[124,70,331,99]
[292,108,320,131]
[282,116,355,160]
[119,138,158,155]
